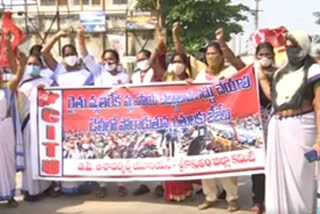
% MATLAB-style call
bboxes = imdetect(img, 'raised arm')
[77,26,100,76]
[150,37,167,80]
[172,21,184,54]
[9,51,26,91]
[4,30,17,74]
[41,30,68,71]
[77,26,88,57]
[215,28,246,71]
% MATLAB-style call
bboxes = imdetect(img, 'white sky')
[232,0,320,53]
[234,0,319,34]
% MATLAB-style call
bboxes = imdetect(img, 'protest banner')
[31,65,265,181]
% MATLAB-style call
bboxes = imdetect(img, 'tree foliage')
[136,0,249,52]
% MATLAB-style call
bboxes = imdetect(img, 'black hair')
[255,42,275,57]
[203,42,223,55]
[170,52,192,76]
[101,49,119,63]
[28,54,44,67]
[62,44,77,57]
[202,41,223,64]
[138,49,151,58]
[29,44,42,56]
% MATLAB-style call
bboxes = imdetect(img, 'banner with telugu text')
[31,65,265,181]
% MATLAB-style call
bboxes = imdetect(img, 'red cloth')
[38,89,60,107]
[250,26,286,48]
[165,181,193,201]
[0,11,26,68]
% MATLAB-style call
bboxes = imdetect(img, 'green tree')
[136,0,249,52]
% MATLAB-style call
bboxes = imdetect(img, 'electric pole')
[24,0,29,34]
[252,0,262,30]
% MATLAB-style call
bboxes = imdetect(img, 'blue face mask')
[26,65,41,77]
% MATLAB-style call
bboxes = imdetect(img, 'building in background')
[0,0,157,73]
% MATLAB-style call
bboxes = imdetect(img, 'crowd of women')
[1,20,320,214]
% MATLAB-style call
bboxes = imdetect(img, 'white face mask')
[259,57,273,68]
[137,59,150,71]
[168,63,186,75]
[64,55,78,67]
[104,63,117,72]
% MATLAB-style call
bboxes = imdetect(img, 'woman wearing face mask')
[162,53,191,81]
[131,42,168,197]
[195,42,240,212]
[261,30,320,214]
[18,54,53,201]
[161,52,195,202]
[249,42,277,214]
[41,30,93,87]
[214,27,280,214]
[77,26,129,197]
[196,42,238,82]
[131,51,157,195]
[207,36,276,213]
[77,27,129,86]
[41,30,93,195]
[132,49,155,84]
[0,31,25,208]
[82,48,129,86]
[29,44,54,80]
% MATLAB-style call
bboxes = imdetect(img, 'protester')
[195,41,240,212]
[215,28,277,213]
[131,47,164,196]
[261,30,320,214]
[77,26,129,197]
[172,21,206,78]
[83,48,129,86]
[250,42,277,214]
[41,29,93,194]
[0,31,25,208]
[78,27,129,86]
[131,49,161,84]
[41,30,93,87]
[29,44,54,79]
[163,52,195,202]
[18,52,54,201]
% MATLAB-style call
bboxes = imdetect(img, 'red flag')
[0,11,27,68]
[250,26,286,48]
[250,26,288,67]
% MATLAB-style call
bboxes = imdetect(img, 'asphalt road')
[0,174,254,214]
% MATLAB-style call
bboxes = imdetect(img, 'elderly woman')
[261,30,320,214]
